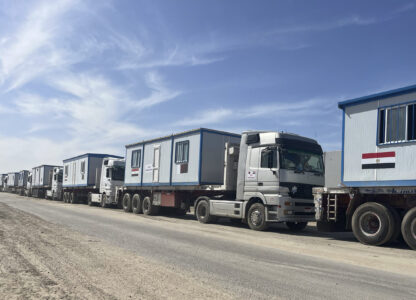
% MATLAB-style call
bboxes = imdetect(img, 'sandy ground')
[0,202,235,299]
[1,193,416,299]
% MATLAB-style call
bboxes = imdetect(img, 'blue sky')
[1,0,416,172]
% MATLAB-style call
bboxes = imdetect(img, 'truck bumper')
[266,196,316,222]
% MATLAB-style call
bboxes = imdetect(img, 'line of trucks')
[1,84,416,250]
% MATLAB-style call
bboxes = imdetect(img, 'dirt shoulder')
[0,202,235,300]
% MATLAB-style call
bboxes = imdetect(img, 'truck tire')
[142,196,159,215]
[195,199,214,224]
[401,207,416,250]
[122,193,132,212]
[87,193,93,206]
[70,192,75,204]
[247,203,268,231]
[101,194,108,208]
[286,222,308,231]
[132,194,142,214]
[386,205,401,244]
[352,202,394,246]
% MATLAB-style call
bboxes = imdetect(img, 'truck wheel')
[87,193,93,206]
[247,203,268,231]
[142,196,159,215]
[132,194,142,214]
[101,194,108,208]
[195,199,214,223]
[286,222,307,231]
[122,193,132,212]
[352,202,394,246]
[401,207,416,250]
[386,205,401,244]
[70,192,76,204]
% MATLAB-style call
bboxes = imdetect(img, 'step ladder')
[327,194,338,222]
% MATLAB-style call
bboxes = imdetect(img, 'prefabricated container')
[124,128,241,188]
[7,172,19,187]
[63,153,123,188]
[340,85,416,186]
[32,165,60,188]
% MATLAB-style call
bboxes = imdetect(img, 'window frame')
[377,100,416,145]
[175,140,190,164]
[131,149,142,168]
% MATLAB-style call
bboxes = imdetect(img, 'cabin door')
[153,146,160,182]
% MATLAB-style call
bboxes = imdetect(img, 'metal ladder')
[327,194,338,222]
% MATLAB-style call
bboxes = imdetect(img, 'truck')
[62,153,124,204]
[314,84,416,250]
[45,167,63,200]
[25,172,32,196]
[16,170,29,196]
[0,174,7,192]
[31,165,61,198]
[114,128,324,231]
[6,172,19,193]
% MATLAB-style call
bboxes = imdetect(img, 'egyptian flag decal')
[131,168,140,176]
[362,152,395,169]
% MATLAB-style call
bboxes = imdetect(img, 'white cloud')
[0,0,79,92]
[175,98,335,127]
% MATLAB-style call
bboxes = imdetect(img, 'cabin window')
[175,140,189,163]
[131,149,142,168]
[64,166,68,177]
[260,147,277,168]
[378,103,416,144]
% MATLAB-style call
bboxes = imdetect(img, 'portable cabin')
[7,172,19,187]
[32,165,61,188]
[62,153,123,188]
[18,170,29,187]
[338,84,416,186]
[124,128,241,188]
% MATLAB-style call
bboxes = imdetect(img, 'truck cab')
[196,131,324,231]
[46,167,63,200]
[89,157,125,207]
[26,172,32,196]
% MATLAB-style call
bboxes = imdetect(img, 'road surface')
[1,193,415,299]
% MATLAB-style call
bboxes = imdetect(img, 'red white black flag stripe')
[362,152,395,169]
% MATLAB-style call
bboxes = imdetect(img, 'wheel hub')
[360,212,381,236]
[250,209,262,226]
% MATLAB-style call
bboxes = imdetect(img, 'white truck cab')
[88,157,125,207]
[46,167,63,200]
[196,131,325,231]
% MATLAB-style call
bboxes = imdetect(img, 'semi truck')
[45,167,63,200]
[31,165,62,198]
[314,84,416,250]
[0,174,7,192]
[115,128,324,231]
[62,153,124,204]
[16,170,29,196]
[6,172,19,193]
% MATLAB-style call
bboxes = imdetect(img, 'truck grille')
[280,182,321,199]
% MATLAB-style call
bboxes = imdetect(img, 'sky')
[1,0,416,172]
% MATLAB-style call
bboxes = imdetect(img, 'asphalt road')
[1,193,416,300]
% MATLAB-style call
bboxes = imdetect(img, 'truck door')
[244,147,260,192]
[153,146,160,182]
[257,147,278,193]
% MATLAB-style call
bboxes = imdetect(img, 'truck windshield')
[112,166,125,181]
[280,149,323,174]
